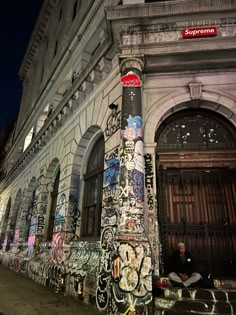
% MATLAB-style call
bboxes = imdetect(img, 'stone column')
[26,175,49,255]
[113,57,152,314]
[118,57,145,235]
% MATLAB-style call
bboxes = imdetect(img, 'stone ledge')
[155,287,236,315]
[106,0,236,21]
[163,287,236,302]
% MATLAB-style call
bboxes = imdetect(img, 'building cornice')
[19,0,57,80]
[106,0,236,21]
[19,0,113,81]
[0,39,114,193]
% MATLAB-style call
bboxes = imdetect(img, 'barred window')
[47,169,60,241]
[156,111,236,151]
[81,136,104,238]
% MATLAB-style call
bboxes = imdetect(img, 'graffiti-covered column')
[26,175,49,256]
[144,144,160,276]
[119,58,145,234]
[114,57,152,314]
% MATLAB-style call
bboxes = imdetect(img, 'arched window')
[0,198,11,247]
[156,110,236,151]
[10,190,21,244]
[47,169,60,241]
[25,189,36,241]
[81,136,104,238]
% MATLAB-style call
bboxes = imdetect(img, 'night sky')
[0,1,43,132]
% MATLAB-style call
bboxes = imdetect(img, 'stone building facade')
[0,0,236,313]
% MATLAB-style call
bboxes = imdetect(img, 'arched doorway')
[155,109,236,278]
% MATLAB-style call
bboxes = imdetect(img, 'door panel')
[158,169,236,277]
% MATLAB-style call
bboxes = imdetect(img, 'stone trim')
[144,91,236,144]
[119,55,144,73]
[19,1,54,80]
[106,0,236,21]
[19,0,110,80]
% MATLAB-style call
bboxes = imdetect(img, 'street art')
[28,215,38,236]
[96,226,115,311]
[37,214,45,234]
[54,193,66,232]
[123,115,143,140]
[119,115,145,234]
[113,67,153,314]
[2,235,8,252]
[144,153,159,275]
[113,243,152,310]
[120,71,142,87]
[105,107,121,140]
[19,218,27,240]
[28,235,36,256]
[104,147,120,192]
[66,194,80,241]
[51,232,64,264]
[14,227,20,243]
[144,153,154,212]
[96,145,120,312]
[39,204,47,213]
[28,246,51,285]
[65,242,100,297]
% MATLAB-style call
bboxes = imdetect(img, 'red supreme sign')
[182,27,217,38]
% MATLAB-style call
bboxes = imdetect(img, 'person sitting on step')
[168,242,202,288]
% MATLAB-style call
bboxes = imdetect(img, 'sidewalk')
[0,264,101,315]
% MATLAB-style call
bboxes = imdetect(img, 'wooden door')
[158,169,236,277]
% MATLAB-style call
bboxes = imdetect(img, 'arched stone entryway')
[155,108,236,278]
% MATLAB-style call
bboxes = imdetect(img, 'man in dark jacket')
[168,242,202,287]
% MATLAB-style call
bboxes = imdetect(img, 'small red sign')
[120,71,142,87]
[182,27,217,38]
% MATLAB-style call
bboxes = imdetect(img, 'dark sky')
[0,1,43,132]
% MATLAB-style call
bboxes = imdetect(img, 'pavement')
[0,264,102,315]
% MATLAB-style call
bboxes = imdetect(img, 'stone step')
[162,287,236,302]
[155,297,236,315]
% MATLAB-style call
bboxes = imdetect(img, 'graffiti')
[119,119,145,234]
[105,108,121,139]
[39,204,47,213]
[103,185,120,203]
[104,148,119,193]
[119,209,144,234]
[104,159,119,191]
[54,193,66,232]
[102,207,118,228]
[113,66,153,314]
[29,215,38,236]
[28,248,51,285]
[65,245,100,297]
[144,153,159,274]
[47,264,65,293]
[67,194,80,240]
[96,226,114,311]
[19,219,27,240]
[37,214,45,235]
[120,71,142,87]
[51,232,64,264]
[123,115,142,141]
[96,144,120,312]
[111,242,152,314]
[118,243,152,293]
[144,154,154,211]
[28,235,36,256]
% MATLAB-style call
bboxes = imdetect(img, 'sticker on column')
[120,71,142,87]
